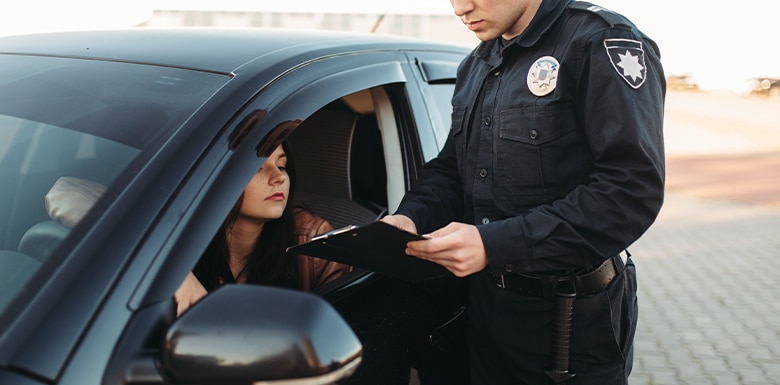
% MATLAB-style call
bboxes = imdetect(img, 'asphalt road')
[664,90,780,208]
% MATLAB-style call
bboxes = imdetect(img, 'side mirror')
[162,284,362,384]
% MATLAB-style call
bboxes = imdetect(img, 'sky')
[2,0,779,91]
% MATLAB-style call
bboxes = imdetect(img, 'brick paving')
[630,89,780,384]
[630,192,780,385]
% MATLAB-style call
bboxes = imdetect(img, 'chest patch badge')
[527,56,559,97]
[604,39,647,89]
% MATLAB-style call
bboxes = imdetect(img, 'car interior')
[0,118,139,310]
[287,90,391,229]
[0,83,402,313]
[0,83,397,262]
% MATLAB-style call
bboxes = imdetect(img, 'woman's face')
[239,145,290,223]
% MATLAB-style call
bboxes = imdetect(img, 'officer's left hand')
[406,222,487,277]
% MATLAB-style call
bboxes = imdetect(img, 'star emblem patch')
[527,56,560,97]
[604,39,647,89]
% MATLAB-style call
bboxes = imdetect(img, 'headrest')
[45,177,106,227]
[18,221,71,262]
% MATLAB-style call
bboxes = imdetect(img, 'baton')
[545,279,577,384]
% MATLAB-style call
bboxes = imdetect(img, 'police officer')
[381,0,665,384]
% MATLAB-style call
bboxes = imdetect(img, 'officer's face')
[450,0,542,41]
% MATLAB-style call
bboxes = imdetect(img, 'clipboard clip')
[311,225,358,242]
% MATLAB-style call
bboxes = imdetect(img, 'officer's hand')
[380,214,418,235]
[406,222,487,277]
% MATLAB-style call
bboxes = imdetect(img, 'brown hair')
[193,141,301,290]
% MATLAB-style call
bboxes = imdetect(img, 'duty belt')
[493,254,627,384]
[494,254,624,297]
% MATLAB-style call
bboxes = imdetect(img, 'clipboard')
[286,221,450,283]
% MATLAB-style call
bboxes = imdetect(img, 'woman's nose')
[268,167,286,184]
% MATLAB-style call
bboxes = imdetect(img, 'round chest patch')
[527,56,560,97]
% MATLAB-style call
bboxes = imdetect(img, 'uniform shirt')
[395,0,665,275]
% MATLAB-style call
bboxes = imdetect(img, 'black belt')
[494,255,624,297]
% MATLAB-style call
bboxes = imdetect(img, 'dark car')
[0,28,470,385]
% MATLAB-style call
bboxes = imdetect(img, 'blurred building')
[140,7,479,48]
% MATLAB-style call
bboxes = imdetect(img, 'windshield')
[0,55,229,313]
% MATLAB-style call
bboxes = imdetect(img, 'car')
[0,28,471,385]
[745,76,780,98]
[666,73,698,91]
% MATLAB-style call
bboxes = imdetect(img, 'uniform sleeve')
[480,29,666,273]
[394,133,465,233]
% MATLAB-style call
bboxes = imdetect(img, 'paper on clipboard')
[286,221,450,283]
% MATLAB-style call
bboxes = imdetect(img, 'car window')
[0,55,229,316]
[427,82,456,154]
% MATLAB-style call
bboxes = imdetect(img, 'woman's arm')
[294,208,353,290]
[175,271,208,316]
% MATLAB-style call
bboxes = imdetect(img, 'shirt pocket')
[495,104,590,211]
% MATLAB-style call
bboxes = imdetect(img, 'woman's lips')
[266,192,285,201]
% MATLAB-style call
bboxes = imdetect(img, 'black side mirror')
[162,284,362,384]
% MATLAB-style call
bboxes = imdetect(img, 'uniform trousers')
[468,259,638,385]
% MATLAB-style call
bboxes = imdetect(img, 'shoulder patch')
[604,39,647,89]
[568,1,634,29]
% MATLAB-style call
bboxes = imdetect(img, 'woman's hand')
[175,272,208,316]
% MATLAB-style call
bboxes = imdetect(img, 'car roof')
[0,28,468,74]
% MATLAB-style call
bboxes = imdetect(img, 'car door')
[84,48,451,385]
[0,43,468,385]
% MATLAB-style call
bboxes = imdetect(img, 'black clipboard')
[286,221,450,283]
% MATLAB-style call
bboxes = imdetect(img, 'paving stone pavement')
[628,193,780,385]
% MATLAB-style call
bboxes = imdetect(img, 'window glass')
[0,54,229,316]
[426,83,456,157]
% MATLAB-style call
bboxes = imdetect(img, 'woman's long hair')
[194,141,300,290]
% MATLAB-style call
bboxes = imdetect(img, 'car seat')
[17,220,71,262]
[17,176,105,261]
[0,250,41,310]
[288,107,385,229]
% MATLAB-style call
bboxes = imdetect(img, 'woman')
[175,142,351,315]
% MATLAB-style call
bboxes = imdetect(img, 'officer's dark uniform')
[395,0,665,384]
